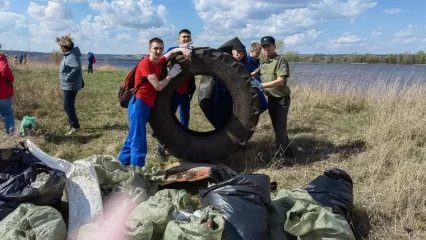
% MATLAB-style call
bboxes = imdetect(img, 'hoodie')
[0,54,14,99]
[59,47,83,91]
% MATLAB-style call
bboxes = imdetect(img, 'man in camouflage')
[250,36,292,157]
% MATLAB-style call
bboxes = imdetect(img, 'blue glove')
[250,79,262,89]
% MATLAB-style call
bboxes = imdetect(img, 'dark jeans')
[87,63,93,73]
[63,90,80,129]
[268,95,291,153]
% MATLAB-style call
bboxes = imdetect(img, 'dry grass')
[1,62,426,239]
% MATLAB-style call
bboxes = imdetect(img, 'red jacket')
[0,54,14,99]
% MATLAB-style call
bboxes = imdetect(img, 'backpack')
[118,58,169,108]
[118,61,146,108]
[92,55,96,64]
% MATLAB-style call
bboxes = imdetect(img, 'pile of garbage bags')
[0,140,359,240]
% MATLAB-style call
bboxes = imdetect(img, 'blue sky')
[0,0,425,55]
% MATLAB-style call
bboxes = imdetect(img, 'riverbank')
[1,65,425,239]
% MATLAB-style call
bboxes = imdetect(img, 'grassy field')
[1,61,426,239]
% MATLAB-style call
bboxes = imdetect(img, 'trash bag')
[200,174,271,240]
[271,188,356,240]
[86,155,164,202]
[163,206,225,240]
[126,189,197,239]
[19,116,39,136]
[303,168,354,222]
[0,203,67,240]
[0,145,66,221]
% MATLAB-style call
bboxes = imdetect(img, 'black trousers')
[87,63,93,73]
[63,90,80,129]
[267,95,290,153]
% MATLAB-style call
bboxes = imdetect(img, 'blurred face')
[149,41,164,61]
[262,44,276,57]
[60,46,67,53]
[232,49,245,61]
[178,32,192,45]
[250,47,261,59]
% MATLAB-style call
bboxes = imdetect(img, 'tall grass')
[0,61,425,239]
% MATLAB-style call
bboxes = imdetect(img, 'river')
[97,59,426,89]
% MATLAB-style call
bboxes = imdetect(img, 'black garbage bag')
[303,168,353,219]
[200,174,271,240]
[0,145,66,221]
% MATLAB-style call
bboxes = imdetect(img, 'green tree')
[415,51,426,64]
[275,40,285,55]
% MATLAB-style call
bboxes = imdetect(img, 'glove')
[168,64,182,78]
[250,79,262,89]
[179,41,193,49]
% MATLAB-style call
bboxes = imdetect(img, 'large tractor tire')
[149,47,261,162]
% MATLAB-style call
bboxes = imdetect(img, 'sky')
[0,0,425,55]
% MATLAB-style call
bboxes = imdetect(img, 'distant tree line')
[281,51,426,64]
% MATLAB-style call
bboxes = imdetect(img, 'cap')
[232,43,246,51]
[261,36,275,45]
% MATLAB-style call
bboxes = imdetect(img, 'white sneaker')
[65,128,79,136]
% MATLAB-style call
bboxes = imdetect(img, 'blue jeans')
[157,93,191,154]
[118,96,151,167]
[0,98,15,134]
[63,90,80,129]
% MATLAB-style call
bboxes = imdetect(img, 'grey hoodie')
[59,47,83,91]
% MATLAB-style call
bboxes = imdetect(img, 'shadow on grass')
[218,136,367,173]
[84,123,129,132]
[44,133,103,144]
[351,205,373,240]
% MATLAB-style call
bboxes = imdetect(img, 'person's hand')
[168,64,182,78]
[250,79,262,89]
[181,48,192,61]
[179,41,193,49]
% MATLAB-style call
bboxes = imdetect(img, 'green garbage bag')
[163,206,225,240]
[271,188,356,240]
[19,116,39,136]
[85,155,165,203]
[0,203,67,240]
[126,189,197,240]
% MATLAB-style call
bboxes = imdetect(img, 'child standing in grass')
[56,34,83,136]
[0,43,16,135]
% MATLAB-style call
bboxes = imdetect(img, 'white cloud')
[392,37,417,45]
[328,33,365,49]
[371,30,382,37]
[194,0,377,47]
[336,34,363,44]
[0,0,10,10]
[284,29,322,45]
[384,8,402,14]
[394,24,416,38]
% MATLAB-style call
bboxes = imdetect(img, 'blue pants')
[118,96,150,167]
[157,93,191,153]
[213,90,233,130]
[172,93,191,128]
[0,98,15,134]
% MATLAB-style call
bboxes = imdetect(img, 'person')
[118,37,192,167]
[248,42,262,82]
[56,34,84,136]
[0,44,16,135]
[18,53,24,64]
[157,29,196,158]
[87,51,95,73]
[250,36,292,157]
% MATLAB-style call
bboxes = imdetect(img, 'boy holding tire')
[118,37,192,167]
[157,29,196,158]
[250,36,292,157]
